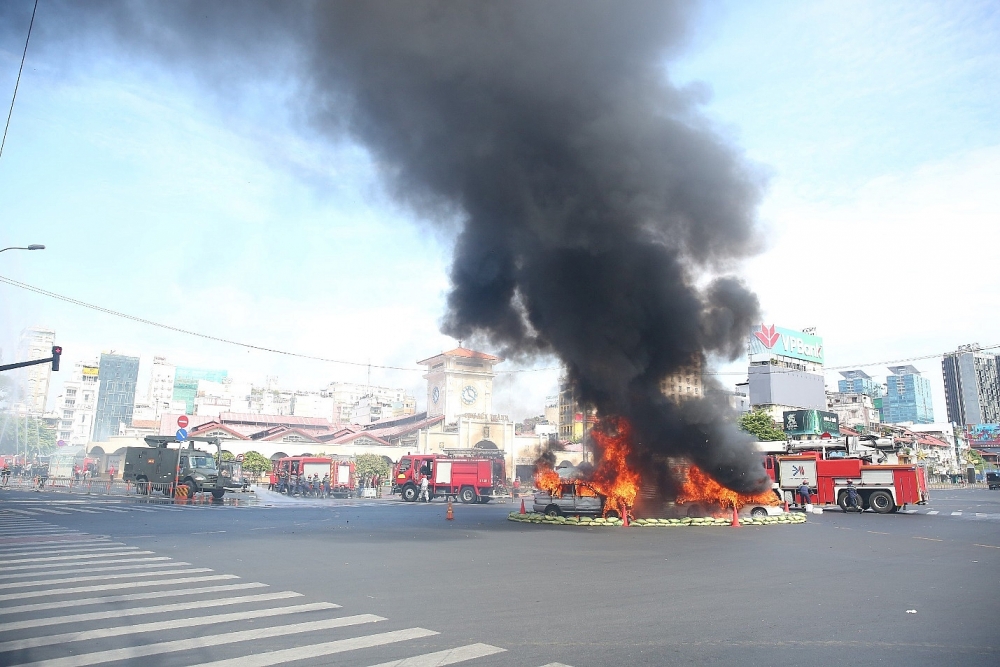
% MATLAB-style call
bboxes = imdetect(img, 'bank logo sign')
[750,324,824,364]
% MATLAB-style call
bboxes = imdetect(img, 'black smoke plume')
[22,1,769,492]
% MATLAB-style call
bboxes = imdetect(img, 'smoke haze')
[19,0,769,492]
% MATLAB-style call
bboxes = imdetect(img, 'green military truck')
[123,436,227,500]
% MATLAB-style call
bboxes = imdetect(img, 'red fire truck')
[765,451,928,513]
[393,450,506,503]
[272,456,356,498]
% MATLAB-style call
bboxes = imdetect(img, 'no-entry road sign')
[177,415,189,428]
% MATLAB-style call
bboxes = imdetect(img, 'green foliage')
[737,410,786,441]
[220,450,236,462]
[963,447,987,471]
[0,412,57,456]
[240,450,272,475]
[355,453,390,481]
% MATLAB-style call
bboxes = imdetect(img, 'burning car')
[532,480,619,518]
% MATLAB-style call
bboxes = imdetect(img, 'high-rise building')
[15,327,56,414]
[173,367,228,414]
[146,356,177,417]
[53,360,100,445]
[837,370,882,398]
[93,352,140,442]
[882,365,934,424]
[323,381,415,424]
[746,324,827,421]
[660,357,703,402]
[941,344,1000,426]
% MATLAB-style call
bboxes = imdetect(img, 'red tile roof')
[365,414,445,439]
[130,420,160,429]
[330,432,394,447]
[416,347,502,365]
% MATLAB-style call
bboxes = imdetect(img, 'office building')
[837,370,882,398]
[941,344,1000,426]
[93,352,140,442]
[747,324,826,421]
[53,360,100,445]
[882,365,934,424]
[173,367,228,414]
[15,327,56,414]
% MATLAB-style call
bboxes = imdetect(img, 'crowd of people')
[265,470,385,498]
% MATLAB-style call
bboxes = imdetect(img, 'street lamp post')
[0,244,45,253]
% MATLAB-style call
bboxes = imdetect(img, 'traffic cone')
[519,499,526,515]
[446,501,454,521]
[731,505,740,527]
[622,512,629,527]
[782,499,790,513]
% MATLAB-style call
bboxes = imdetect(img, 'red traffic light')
[51,345,62,372]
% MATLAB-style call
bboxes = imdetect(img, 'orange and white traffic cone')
[519,499,526,514]
[782,499,790,513]
[731,505,740,527]
[622,512,629,528]
[446,501,454,520]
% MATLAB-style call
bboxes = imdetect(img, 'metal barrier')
[928,482,988,490]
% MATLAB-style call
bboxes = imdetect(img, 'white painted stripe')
[535,663,574,667]
[3,561,190,580]
[0,537,102,546]
[0,573,239,602]
[0,582,268,616]
[927,510,939,515]
[128,508,154,512]
[1,550,153,565]
[951,511,963,515]
[0,545,130,558]
[95,508,127,513]
[901,509,918,514]
[365,643,507,667]
[13,614,389,667]
[3,509,40,515]
[0,567,212,590]
[975,512,987,517]
[57,507,100,514]
[29,509,72,515]
[0,557,166,573]
[0,528,75,534]
[0,591,304,631]
[0,602,341,652]
[189,627,438,667]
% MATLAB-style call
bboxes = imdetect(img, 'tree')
[963,447,987,471]
[737,410,786,441]
[240,451,272,475]
[355,453,390,482]
[0,412,57,457]
[220,450,235,462]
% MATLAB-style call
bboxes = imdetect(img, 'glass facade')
[882,366,934,424]
[173,367,228,414]
[93,353,140,442]
[837,376,883,398]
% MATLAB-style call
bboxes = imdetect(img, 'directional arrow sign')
[176,428,189,442]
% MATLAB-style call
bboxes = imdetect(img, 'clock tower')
[418,347,501,424]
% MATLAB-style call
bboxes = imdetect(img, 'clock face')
[431,386,440,404]
[461,385,478,405]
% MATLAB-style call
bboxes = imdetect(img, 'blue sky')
[1,0,998,420]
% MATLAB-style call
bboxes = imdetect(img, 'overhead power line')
[1,273,992,378]
[0,0,38,161]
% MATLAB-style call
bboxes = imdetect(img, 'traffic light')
[51,346,62,372]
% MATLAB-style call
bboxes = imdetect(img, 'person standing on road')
[844,480,861,512]
[797,482,811,507]
[418,473,430,502]
[1,464,10,486]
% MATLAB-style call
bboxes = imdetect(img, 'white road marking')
[193,628,439,667]
[54,507,100,514]
[0,582,269,616]
[901,509,918,514]
[13,614,387,667]
[951,511,963,515]
[0,528,76,535]
[4,509,40,515]
[535,663,575,667]
[26,508,72,515]
[2,561,191,580]
[0,602,341,652]
[0,557,164,573]
[95,507,127,512]
[364,643,507,667]
[0,550,154,565]
[927,511,939,515]
[0,545,132,558]
[128,508,154,512]
[0,567,213,590]
[0,573,239,602]
[0,591,304,631]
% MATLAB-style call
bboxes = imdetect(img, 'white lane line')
[95,508,127,513]
[25,508,72,515]
[0,557,167,574]
[57,507,101,514]
[951,511,963,516]
[3,509,41,515]
[927,511,939,515]
[0,602,341,652]
[128,508,154,512]
[0,582,268,616]
[901,509,918,514]
[192,627,439,667]
[3,561,190,580]
[535,663,574,667]
[13,614,388,667]
[0,550,153,565]
[0,591,305,631]
[0,573,239,602]
[0,545,131,558]
[364,643,507,667]
[0,528,76,535]
[0,567,213,590]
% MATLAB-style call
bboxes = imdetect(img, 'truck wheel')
[183,481,197,498]
[459,487,476,504]
[401,485,418,502]
[750,507,768,518]
[137,476,149,495]
[544,504,561,517]
[211,489,225,500]
[868,490,894,514]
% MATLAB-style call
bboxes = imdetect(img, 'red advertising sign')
[177,415,189,428]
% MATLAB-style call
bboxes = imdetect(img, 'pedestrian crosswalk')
[0,517,569,667]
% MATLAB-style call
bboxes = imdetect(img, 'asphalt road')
[1,487,998,667]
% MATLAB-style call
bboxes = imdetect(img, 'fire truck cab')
[393,451,505,503]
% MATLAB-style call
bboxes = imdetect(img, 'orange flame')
[534,462,562,496]
[676,464,778,511]
[589,417,640,518]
